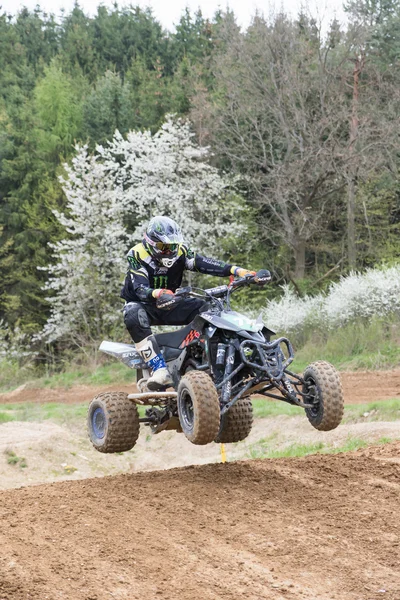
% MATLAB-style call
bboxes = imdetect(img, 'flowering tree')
[40,145,129,345]
[41,118,245,344]
[263,265,400,335]
[98,116,244,253]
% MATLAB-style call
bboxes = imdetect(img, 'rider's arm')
[125,252,155,301]
[183,247,232,277]
[127,268,154,301]
[183,246,252,278]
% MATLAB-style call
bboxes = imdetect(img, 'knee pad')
[123,303,151,333]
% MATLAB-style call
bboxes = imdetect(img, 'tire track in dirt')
[1,443,399,600]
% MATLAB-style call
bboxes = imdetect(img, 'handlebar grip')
[175,286,192,297]
[254,269,271,285]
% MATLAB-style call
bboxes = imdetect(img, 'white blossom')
[0,319,34,360]
[263,265,400,334]
[38,145,130,344]
[40,118,245,343]
[97,116,245,252]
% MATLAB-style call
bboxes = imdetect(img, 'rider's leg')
[158,298,208,326]
[123,303,172,390]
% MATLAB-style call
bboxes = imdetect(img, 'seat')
[154,323,194,350]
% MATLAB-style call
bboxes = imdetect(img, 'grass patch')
[252,398,303,419]
[291,316,400,371]
[251,396,400,423]
[246,436,378,460]
[0,402,88,423]
[0,410,17,423]
[4,449,27,468]
[0,401,146,423]
[1,314,400,395]
[343,398,400,423]
[0,358,136,394]
[1,397,399,425]
[38,362,136,389]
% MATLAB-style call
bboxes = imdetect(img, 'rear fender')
[99,341,147,369]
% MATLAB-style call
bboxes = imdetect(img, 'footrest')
[127,391,178,405]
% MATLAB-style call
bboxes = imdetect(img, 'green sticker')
[154,275,168,288]
[128,255,140,269]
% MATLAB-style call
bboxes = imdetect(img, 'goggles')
[153,241,178,251]
[155,243,178,255]
[145,233,180,255]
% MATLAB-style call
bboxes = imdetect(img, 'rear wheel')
[88,392,140,453]
[215,399,253,443]
[303,361,344,431]
[177,371,220,445]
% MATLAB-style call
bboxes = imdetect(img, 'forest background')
[1,0,400,382]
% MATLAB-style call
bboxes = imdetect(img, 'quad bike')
[87,270,344,453]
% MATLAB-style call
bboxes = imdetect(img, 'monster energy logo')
[154,275,168,288]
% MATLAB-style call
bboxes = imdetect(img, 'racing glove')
[230,266,256,278]
[152,289,181,310]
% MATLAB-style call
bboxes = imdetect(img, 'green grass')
[245,435,394,460]
[0,358,136,394]
[252,396,400,421]
[343,398,400,423]
[37,362,136,389]
[252,398,303,419]
[0,410,16,423]
[5,449,27,468]
[291,316,400,372]
[1,397,399,429]
[0,400,147,423]
[0,402,89,423]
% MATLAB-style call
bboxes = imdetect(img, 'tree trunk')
[347,54,365,269]
[293,239,306,279]
[347,175,356,269]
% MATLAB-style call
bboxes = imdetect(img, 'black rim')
[304,376,320,418]
[180,389,195,431]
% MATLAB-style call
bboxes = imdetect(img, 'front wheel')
[88,391,140,453]
[303,361,344,431]
[177,371,220,445]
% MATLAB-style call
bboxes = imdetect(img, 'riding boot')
[135,335,173,391]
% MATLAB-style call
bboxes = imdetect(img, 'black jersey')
[121,243,233,303]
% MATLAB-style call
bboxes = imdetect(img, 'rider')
[121,215,255,390]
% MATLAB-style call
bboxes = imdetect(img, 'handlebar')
[175,269,271,301]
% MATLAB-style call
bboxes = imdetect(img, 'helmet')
[143,216,184,266]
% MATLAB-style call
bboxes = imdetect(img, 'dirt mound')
[2,369,400,405]
[1,414,400,491]
[1,443,399,600]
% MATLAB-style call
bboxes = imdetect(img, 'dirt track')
[1,372,400,599]
[1,442,400,600]
[2,368,400,405]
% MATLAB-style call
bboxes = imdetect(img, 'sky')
[0,0,347,31]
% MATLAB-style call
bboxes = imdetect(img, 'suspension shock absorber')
[214,342,227,384]
[221,343,236,405]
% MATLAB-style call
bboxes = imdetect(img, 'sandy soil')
[0,443,399,600]
[2,368,400,405]
[1,370,400,599]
